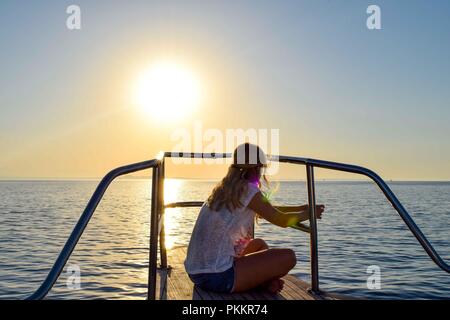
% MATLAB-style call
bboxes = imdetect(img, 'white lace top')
[184,183,260,275]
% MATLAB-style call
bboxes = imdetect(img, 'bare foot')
[264,279,284,294]
[278,279,285,291]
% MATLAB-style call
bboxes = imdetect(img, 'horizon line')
[1,177,450,183]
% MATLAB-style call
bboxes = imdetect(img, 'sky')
[1,0,450,180]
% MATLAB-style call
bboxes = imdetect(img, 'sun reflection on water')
[163,179,184,250]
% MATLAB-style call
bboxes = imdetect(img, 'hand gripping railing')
[26,159,159,300]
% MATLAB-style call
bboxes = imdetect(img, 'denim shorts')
[188,266,235,293]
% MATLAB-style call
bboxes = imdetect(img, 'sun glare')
[134,61,202,121]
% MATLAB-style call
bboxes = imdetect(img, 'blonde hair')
[207,143,268,212]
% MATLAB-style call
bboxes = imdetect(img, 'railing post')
[159,160,167,268]
[306,164,320,294]
[148,165,159,300]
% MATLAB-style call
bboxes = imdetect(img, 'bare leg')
[232,248,296,293]
[239,239,283,293]
[240,238,269,256]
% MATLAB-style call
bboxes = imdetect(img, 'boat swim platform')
[155,246,351,300]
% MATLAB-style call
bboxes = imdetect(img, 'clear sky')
[1,0,450,180]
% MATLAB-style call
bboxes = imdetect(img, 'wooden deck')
[156,246,347,300]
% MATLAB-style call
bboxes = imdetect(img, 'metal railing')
[26,159,159,300]
[25,153,450,300]
[277,156,450,294]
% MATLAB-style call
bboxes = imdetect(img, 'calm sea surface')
[0,179,449,299]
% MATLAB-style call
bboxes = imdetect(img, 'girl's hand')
[312,204,325,220]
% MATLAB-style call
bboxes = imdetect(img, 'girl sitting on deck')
[184,143,325,294]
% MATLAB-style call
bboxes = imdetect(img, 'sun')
[134,61,202,121]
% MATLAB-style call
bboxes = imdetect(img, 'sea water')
[0,179,449,299]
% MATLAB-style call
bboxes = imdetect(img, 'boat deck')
[156,247,346,300]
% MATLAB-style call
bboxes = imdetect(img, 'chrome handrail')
[26,159,158,300]
[276,155,450,294]
[164,201,312,232]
